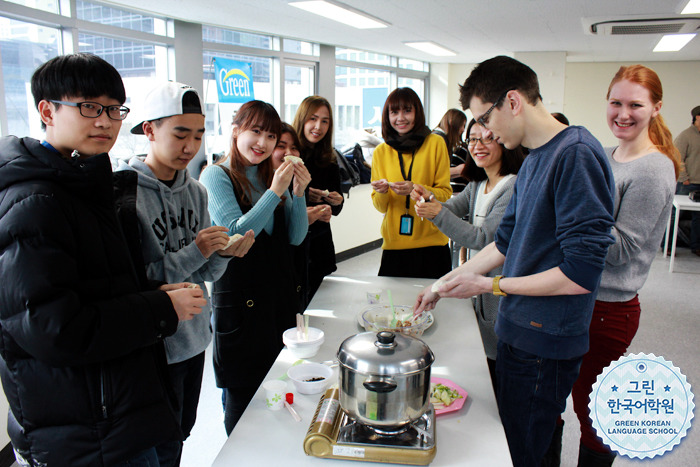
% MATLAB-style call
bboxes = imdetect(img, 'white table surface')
[664,195,700,272]
[212,275,512,466]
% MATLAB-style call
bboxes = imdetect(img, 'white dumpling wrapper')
[284,155,304,165]
[431,279,446,294]
[224,233,243,249]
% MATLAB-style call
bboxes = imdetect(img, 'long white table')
[664,194,700,272]
[212,275,512,466]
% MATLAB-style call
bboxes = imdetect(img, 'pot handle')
[363,379,397,393]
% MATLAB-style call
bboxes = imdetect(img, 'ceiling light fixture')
[681,0,700,14]
[404,41,456,57]
[653,33,696,51]
[289,1,389,29]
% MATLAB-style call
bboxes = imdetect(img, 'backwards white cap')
[131,81,204,134]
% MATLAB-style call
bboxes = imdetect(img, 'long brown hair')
[292,95,335,166]
[436,109,467,153]
[607,65,680,178]
[216,100,282,208]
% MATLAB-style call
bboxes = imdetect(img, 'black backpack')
[342,143,372,184]
[335,148,360,196]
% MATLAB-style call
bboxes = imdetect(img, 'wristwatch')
[492,275,507,296]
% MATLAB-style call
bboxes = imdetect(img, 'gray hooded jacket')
[116,156,230,363]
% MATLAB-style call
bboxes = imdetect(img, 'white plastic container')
[282,327,324,358]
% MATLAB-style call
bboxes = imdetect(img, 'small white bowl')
[287,363,334,395]
[282,327,324,358]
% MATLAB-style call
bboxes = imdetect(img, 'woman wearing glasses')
[412,118,524,388]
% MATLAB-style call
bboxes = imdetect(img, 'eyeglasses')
[467,135,495,146]
[475,91,509,128]
[49,100,130,121]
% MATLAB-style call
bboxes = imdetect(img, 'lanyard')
[397,151,415,210]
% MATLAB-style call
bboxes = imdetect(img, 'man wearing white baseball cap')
[115,81,254,466]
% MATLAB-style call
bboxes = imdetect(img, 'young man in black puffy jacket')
[0,53,206,466]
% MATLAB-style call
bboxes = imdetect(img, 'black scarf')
[384,125,431,153]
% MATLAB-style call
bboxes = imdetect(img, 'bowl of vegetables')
[361,305,431,337]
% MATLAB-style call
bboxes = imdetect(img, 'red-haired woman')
[570,65,679,466]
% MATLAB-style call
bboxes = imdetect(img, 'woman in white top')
[411,118,524,389]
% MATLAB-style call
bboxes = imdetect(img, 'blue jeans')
[112,447,160,466]
[676,182,700,249]
[496,341,582,467]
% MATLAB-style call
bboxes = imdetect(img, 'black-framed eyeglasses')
[476,91,509,128]
[49,100,130,121]
[467,135,495,146]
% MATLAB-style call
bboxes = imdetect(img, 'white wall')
[330,184,384,253]
[564,61,700,147]
[515,52,566,114]
[430,59,700,150]
[428,63,450,128]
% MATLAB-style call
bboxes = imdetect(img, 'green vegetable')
[429,383,463,407]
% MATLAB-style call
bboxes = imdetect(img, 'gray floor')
[183,247,700,466]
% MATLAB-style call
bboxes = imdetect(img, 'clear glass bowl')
[361,305,430,337]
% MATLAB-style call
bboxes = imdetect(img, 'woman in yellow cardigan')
[370,87,452,278]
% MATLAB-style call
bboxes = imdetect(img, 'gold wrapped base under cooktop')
[303,388,436,465]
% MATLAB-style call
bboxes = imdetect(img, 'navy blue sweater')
[494,126,615,359]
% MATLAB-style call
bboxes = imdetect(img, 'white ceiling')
[105,0,700,63]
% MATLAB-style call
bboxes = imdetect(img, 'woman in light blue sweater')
[571,65,679,466]
[199,101,310,435]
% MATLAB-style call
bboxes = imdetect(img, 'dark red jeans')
[572,296,641,454]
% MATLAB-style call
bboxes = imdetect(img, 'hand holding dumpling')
[219,229,255,257]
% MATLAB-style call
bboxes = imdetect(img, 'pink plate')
[430,377,468,416]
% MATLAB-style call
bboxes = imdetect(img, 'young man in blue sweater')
[415,56,615,466]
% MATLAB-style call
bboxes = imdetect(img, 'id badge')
[399,214,414,236]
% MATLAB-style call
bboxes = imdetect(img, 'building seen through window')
[0,2,429,160]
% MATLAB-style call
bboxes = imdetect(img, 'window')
[399,58,428,72]
[76,1,167,35]
[0,7,429,159]
[202,51,274,156]
[4,0,59,14]
[78,33,169,158]
[284,64,315,122]
[203,26,272,50]
[398,77,425,103]
[336,48,391,66]
[335,65,390,149]
[0,17,60,138]
[283,39,319,56]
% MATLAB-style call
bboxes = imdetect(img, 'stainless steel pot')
[336,331,434,428]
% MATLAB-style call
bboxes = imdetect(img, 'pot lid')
[336,331,434,376]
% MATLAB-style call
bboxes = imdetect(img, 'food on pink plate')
[430,382,463,408]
